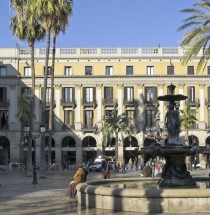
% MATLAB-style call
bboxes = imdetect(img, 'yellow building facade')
[0,47,210,169]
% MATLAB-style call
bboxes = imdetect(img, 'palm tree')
[16,96,31,168]
[32,0,72,176]
[10,0,45,173]
[180,106,197,144]
[48,0,73,168]
[99,107,135,162]
[178,0,210,72]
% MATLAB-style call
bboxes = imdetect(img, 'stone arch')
[61,135,77,168]
[188,135,199,146]
[0,136,10,165]
[123,136,138,147]
[82,136,97,147]
[62,136,76,147]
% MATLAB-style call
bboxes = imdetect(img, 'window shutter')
[41,88,44,99]
[93,87,96,101]
[124,87,127,100]
[187,86,190,98]
[208,87,210,101]
[154,87,157,100]
[72,87,75,101]
[110,87,113,99]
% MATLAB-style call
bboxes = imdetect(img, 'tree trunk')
[26,41,35,176]
[40,27,51,178]
[115,132,118,162]
[48,36,56,168]
[185,127,189,145]
[19,123,25,169]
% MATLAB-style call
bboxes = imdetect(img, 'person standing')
[103,159,111,179]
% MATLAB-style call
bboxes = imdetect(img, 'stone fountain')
[76,83,210,213]
[143,83,196,187]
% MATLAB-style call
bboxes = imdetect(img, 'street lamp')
[24,124,38,184]
[40,125,46,178]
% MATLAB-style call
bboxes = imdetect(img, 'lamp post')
[40,125,46,178]
[24,124,38,184]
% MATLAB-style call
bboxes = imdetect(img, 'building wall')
[0,47,210,167]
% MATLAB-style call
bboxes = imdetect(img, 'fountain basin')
[76,177,210,213]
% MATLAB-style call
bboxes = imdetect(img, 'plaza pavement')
[0,169,210,215]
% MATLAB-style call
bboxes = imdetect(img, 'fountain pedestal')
[159,153,196,187]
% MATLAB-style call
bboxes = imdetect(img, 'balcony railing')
[102,98,117,106]
[62,124,75,130]
[81,99,97,108]
[188,124,199,129]
[123,99,138,106]
[185,98,200,107]
[61,99,76,108]
[205,123,210,129]
[0,99,9,108]
[144,99,159,107]
[81,124,97,133]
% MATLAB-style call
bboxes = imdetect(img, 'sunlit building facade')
[0,46,210,168]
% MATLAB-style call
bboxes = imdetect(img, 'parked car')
[9,162,21,171]
[89,161,103,172]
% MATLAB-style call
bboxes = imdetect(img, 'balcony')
[62,124,75,130]
[205,98,210,107]
[0,99,9,108]
[188,124,199,129]
[42,100,56,108]
[185,98,200,107]
[61,99,76,108]
[81,124,97,133]
[144,99,159,107]
[123,99,138,107]
[102,98,117,107]
[81,99,97,108]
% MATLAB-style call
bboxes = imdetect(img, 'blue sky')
[0,0,198,48]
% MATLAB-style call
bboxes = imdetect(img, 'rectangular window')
[0,88,6,103]
[64,110,74,125]
[21,87,31,96]
[64,66,72,76]
[0,110,8,129]
[207,66,210,75]
[145,87,157,101]
[64,87,73,102]
[187,66,194,75]
[105,66,113,75]
[84,110,93,127]
[85,87,93,102]
[125,87,134,102]
[0,66,6,76]
[24,67,31,76]
[145,109,156,127]
[104,87,113,100]
[105,110,113,117]
[167,66,174,75]
[43,66,52,75]
[46,88,51,103]
[126,66,133,75]
[85,66,93,75]
[126,110,135,126]
[147,66,154,75]
[187,86,195,101]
